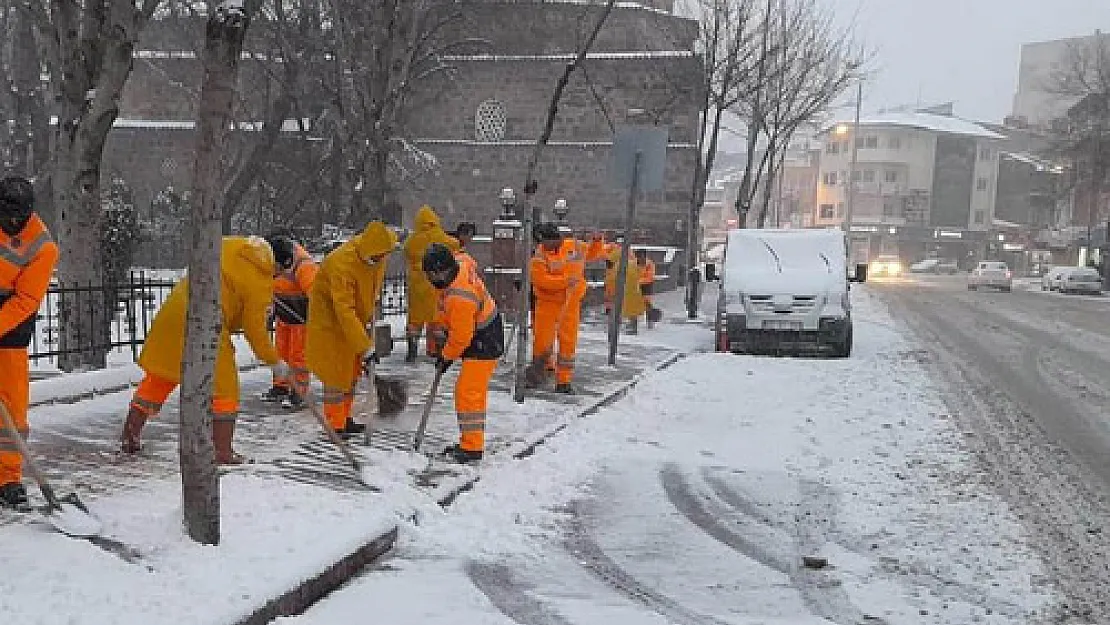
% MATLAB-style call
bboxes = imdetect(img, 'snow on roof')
[1002,151,1060,172]
[90,118,315,132]
[442,51,694,62]
[413,138,698,150]
[823,111,1005,140]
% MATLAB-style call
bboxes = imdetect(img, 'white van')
[708,229,863,357]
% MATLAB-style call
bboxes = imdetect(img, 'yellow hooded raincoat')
[306,222,399,388]
[604,247,647,320]
[137,237,281,399]
[402,206,455,325]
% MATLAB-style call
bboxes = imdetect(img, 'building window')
[825,141,840,154]
[819,204,835,219]
[979,147,992,161]
[973,210,986,225]
[855,136,879,149]
[884,170,898,183]
[474,99,508,142]
[823,172,838,186]
[976,177,989,191]
[862,169,876,183]
[888,136,902,150]
[883,198,897,216]
[837,202,845,217]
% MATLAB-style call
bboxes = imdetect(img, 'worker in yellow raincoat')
[306,221,398,436]
[604,244,646,335]
[119,236,282,464]
[402,205,454,362]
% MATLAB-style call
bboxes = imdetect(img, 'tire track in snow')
[660,464,867,625]
[563,502,730,625]
[464,561,575,625]
[703,468,1026,620]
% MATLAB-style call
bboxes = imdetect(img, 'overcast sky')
[829,0,1109,122]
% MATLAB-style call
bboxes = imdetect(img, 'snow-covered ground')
[277,287,1056,625]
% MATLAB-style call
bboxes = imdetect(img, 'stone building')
[104,1,701,265]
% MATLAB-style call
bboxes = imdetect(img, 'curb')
[223,349,688,624]
[29,362,263,409]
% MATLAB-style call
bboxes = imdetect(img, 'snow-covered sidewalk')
[1,320,677,625]
[277,287,1057,625]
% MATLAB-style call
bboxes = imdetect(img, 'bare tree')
[327,0,473,227]
[1044,34,1109,274]
[727,0,863,229]
[0,5,50,200]
[180,0,259,545]
[21,0,163,371]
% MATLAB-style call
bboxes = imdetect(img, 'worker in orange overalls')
[552,225,606,393]
[306,221,398,437]
[403,205,455,363]
[0,177,59,510]
[422,243,504,464]
[525,223,569,389]
[120,236,282,464]
[635,248,657,329]
[261,235,318,410]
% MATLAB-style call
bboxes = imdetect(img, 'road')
[872,275,1110,623]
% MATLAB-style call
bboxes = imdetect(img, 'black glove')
[435,357,454,374]
[361,351,380,373]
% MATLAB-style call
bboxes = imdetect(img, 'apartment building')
[815,108,1004,265]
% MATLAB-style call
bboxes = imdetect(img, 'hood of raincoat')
[414,205,441,232]
[353,221,399,261]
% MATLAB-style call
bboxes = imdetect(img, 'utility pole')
[845,80,862,232]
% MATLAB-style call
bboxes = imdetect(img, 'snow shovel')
[412,368,445,453]
[303,391,377,490]
[0,401,102,538]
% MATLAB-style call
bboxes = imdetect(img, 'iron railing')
[30,271,410,367]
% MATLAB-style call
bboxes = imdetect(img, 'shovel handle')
[0,400,61,510]
[304,392,366,479]
[412,369,443,453]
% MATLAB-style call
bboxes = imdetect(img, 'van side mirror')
[704,263,718,282]
[850,263,868,283]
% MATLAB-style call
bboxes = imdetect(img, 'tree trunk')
[180,3,253,546]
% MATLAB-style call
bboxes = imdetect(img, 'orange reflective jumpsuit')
[529,244,569,379]
[437,265,500,453]
[272,243,318,398]
[638,257,656,308]
[555,236,606,385]
[0,215,59,488]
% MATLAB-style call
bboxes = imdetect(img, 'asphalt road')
[871,274,1110,623]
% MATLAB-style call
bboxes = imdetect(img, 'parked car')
[935,259,960,274]
[910,258,939,273]
[968,261,1012,292]
[869,254,903,277]
[711,229,861,358]
[1059,267,1104,295]
[911,258,960,274]
[1041,266,1070,291]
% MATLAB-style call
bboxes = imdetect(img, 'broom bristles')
[374,375,408,416]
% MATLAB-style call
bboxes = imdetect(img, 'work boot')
[260,386,288,403]
[627,318,639,335]
[120,406,148,455]
[554,383,575,395]
[0,482,30,511]
[337,418,366,439]
[524,363,547,389]
[405,337,418,363]
[212,420,246,465]
[281,391,305,411]
[443,444,483,464]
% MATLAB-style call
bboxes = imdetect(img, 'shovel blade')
[374,376,409,416]
[44,501,102,538]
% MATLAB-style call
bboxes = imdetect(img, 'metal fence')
[29,271,410,367]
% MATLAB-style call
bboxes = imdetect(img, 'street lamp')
[553,197,569,221]
[499,186,517,219]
